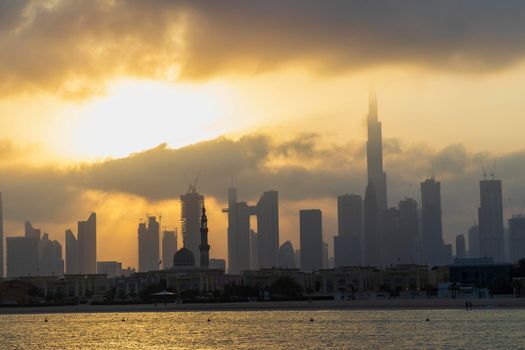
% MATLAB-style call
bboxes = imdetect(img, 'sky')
[2,0,525,269]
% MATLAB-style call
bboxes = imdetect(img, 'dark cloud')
[1,0,525,97]
[2,132,525,244]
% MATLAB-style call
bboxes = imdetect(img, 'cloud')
[2,132,525,246]
[1,0,525,97]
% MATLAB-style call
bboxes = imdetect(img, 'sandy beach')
[1,298,525,315]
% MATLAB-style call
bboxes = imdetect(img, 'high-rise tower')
[78,212,96,274]
[364,90,388,266]
[181,185,204,262]
[199,206,210,268]
[421,178,446,266]
[478,179,504,261]
[366,90,387,211]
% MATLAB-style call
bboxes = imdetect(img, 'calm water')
[0,309,524,349]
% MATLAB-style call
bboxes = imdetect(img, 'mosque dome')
[173,247,195,268]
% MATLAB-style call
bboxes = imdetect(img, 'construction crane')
[490,157,498,180]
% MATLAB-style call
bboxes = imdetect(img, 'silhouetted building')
[468,225,480,258]
[210,258,226,271]
[173,248,195,269]
[364,89,388,267]
[397,198,419,264]
[456,234,466,259]
[366,90,388,211]
[294,249,301,270]
[322,241,329,269]
[97,261,122,278]
[300,209,323,271]
[181,185,204,262]
[25,221,41,240]
[0,192,3,278]
[255,191,280,269]
[509,216,525,263]
[364,184,382,266]
[382,207,400,265]
[199,206,210,268]
[38,233,64,276]
[6,237,38,277]
[334,194,363,267]
[278,241,296,268]
[138,216,160,272]
[65,229,79,274]
[250,230,258,270]
[78,213,97,274]
[421,178,446,266]
[223,188,251,274]
[162,230,177,270]
[478,179,505,261]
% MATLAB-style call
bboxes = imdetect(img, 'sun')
[64,79,231,159]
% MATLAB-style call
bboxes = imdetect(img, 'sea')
[0,309,524,349]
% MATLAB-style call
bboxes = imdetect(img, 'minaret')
[199,205,210,268]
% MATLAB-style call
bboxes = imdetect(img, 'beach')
[1,297,525,315]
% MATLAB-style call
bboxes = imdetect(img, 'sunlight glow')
[67,80,231,159]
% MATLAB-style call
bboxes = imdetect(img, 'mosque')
[172,205,210,269]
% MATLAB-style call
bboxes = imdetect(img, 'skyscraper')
[397,197,419,264]
[65,229,79,274]
[364,183,382,266]
[299,209,323,271]
[181,185,204,262]
[223,187,251,274]
[366,90,388,211]
[6,236,38,277]
[421,178,446,266]
[334,194,363,267]
[382,206,400,265]
[456,234,466,259]
[278,241,296,268]
[162,230,177,270]
[138,216,160,272]
[39,233,64,276]
[256,191,280,269]
[478,179,505,262]
[0,192,4,278]
[199,206,210,268]
[25,221,41,240]
[468,225,480,258]
[364,90,388,267]
[508,215,525,263]
[322,241,329,269]
[250,229,258,270]
[78,212,96,274]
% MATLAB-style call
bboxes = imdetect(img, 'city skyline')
[2,1,525,271]
[1,90,525,272]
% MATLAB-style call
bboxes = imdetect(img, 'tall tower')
[366,90,388,211]
[223,187,251,274]
[0,192,4,278]
[255,191,280,268]
[364,90,388,267]
[421,178,445,266]
[199,206,210,268]
[78,213,96,274]
[299,209,323,271]
[138,216,160,272]
[181,185,204,262]
[334,194,363,267]
[478,179,504,261]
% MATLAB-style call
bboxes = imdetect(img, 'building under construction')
[180,184,204,263]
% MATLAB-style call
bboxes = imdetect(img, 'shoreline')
[1,298,525,315]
